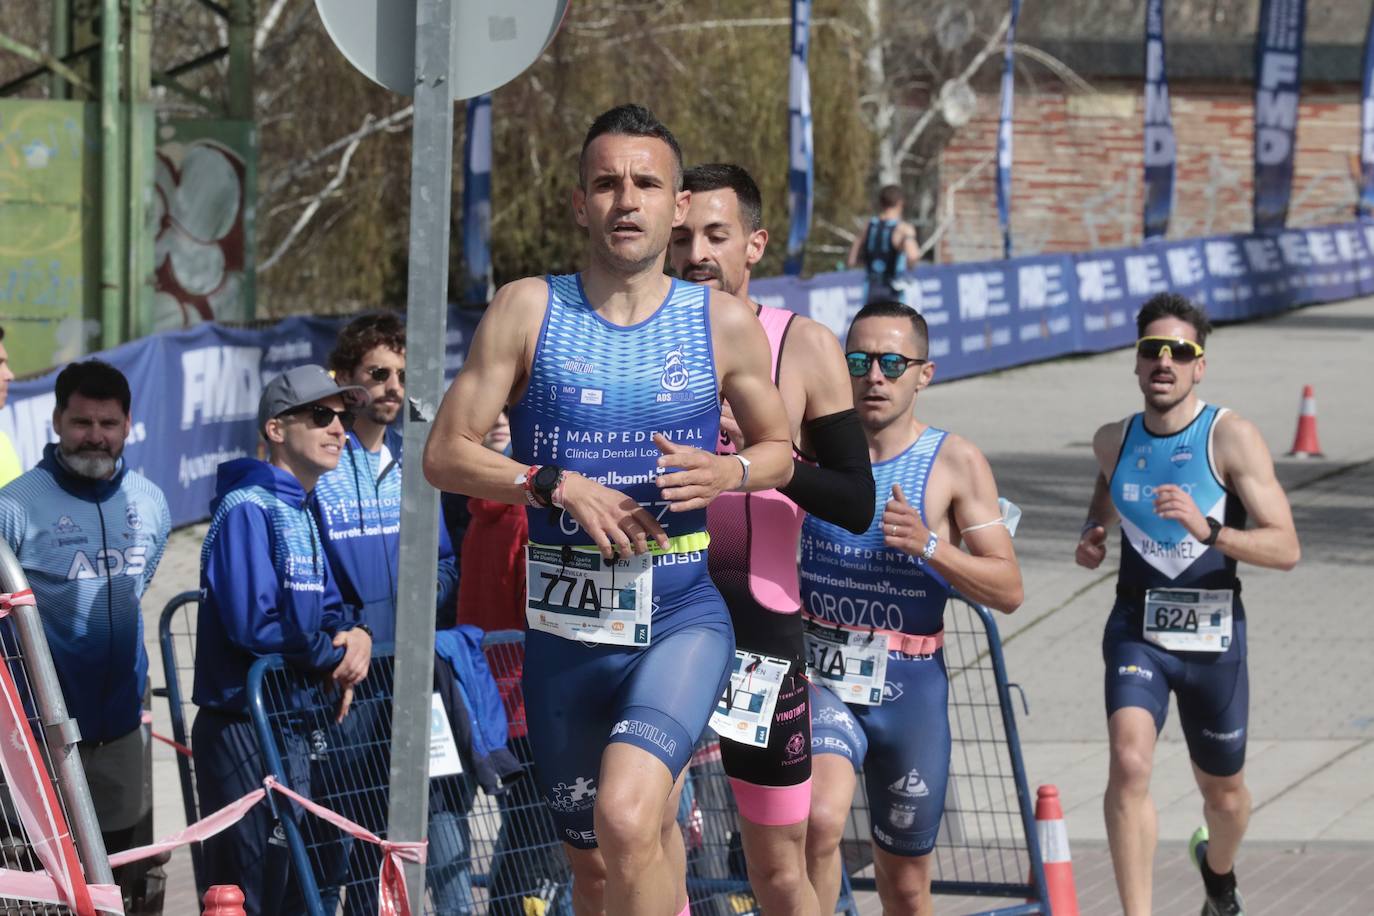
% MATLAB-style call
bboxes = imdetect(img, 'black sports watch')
[1200,517,1223,547]
[531,464,565,508]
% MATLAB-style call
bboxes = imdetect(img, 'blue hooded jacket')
[312,427,460,643]
[0,444,170,741]
[193,458,351,715]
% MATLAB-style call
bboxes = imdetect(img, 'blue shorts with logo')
[809,650,951,857]
[522,556,733,849]
[1103,603,1249,777]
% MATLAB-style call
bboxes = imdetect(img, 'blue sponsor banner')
[0,309,482,528]
[1360,7,1374,219]
[752,220,1374,381]
[1253,0,1306,232]
[784,0,814,276]
[462,94,494,304]
[995,0,1022,259]
[1142,0,1175,240]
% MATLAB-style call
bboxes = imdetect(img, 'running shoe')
[1190,826,1246,916]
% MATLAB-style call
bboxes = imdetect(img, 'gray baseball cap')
[258,364,370,434]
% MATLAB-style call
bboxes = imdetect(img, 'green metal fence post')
[126,0,155,338]
[99,0,125,350]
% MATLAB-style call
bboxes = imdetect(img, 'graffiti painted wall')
[0,100,100,376]
[152,119,256,331]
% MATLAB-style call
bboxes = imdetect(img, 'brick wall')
[936,82,1361,263]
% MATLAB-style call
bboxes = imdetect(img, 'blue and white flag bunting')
[1359,6,1374,218]
[462,94,493,304]
[1142,0,1175,241]
[1253,0,1306,232]
[996,0,1022,260]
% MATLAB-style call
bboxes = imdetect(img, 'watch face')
[534,465,561,490]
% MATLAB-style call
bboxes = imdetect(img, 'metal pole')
[387,0,454,902]
[99,0,124,350]
[49,0,71,98]
[0,540,114,885]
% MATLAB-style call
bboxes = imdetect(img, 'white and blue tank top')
[510,274,721,548]
[1109,403,1245,597]
[800,427,950,637]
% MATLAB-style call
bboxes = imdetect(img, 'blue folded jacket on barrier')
[434,625,524,794]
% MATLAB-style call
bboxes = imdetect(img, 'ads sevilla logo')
[660,348,690,392]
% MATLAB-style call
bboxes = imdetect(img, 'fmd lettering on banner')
[1253,0,1306,232]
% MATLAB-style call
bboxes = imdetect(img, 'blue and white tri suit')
[1104,402,1249,776]
[509,274,733,849]
[803,427,952,857]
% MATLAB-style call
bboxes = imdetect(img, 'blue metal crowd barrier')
[156,589,205,896]
[160,598,1049,914]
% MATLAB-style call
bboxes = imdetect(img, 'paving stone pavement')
[136,297,1373,913]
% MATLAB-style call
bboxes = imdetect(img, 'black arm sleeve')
[780,409,875,534]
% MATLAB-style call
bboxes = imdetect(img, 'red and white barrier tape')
[1,589,425,914]
[140,710,193,758]
[106,776,427,916]
[0,588,35,615]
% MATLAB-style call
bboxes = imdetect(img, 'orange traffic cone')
[202,885,245,916]
[1033,785,1079,916]
[1287,385,1324,458]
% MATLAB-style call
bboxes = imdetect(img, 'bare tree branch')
[262,105,414,201]
[260,129,366,272]
[918,150,996,260]
[254,0,293,52]
[892,14,1011,172]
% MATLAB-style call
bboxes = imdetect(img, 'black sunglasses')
[846,351,928,379]
[284,404,355,430]
[1135,336,1204,363]
[367,366,406,385]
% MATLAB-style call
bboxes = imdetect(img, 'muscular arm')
[846,231,864,268]
[780,319,874,533]
[422,278,546,504]
[900,222,921,263]
[1208,415,1300,570]
[1075,421,1124,569]
[881,436,1022,612]
[707,294,794,491]
[931,439,1023,612]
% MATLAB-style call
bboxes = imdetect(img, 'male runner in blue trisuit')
[802,301,1023,914]
[424,105,792,916]
[1075,293,1300,916]
[670,163,874,916]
